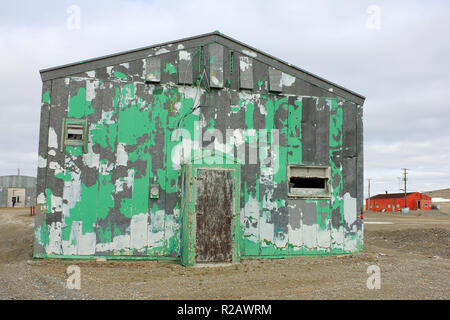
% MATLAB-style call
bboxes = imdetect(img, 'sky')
[0,0,449,198]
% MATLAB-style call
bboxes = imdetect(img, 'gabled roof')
[39,31,366,105]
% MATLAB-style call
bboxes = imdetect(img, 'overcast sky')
[1,0,449,197]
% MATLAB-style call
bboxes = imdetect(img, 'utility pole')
[401,168,408,209]
[367,178,371,210]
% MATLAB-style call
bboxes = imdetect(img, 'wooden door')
[195,169,234,263]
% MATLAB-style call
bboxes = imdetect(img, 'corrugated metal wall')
[0,175,36,207]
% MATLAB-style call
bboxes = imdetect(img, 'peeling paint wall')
[35,34,364,260]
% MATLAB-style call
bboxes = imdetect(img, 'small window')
[288,165,331,198]
[62,119,88,151]
[67,124,84,141]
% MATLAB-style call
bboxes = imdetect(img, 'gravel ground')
[0,208,448,300]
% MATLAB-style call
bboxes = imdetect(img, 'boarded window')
[145,57,161,83]
[288,165,331,198]
[63,119,87,151]
[67,124,84,140]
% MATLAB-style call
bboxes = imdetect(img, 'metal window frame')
[61,118,88,153]
[287,165,331,199]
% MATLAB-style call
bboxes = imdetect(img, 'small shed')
[366,192,432,212]
[34,31,365,265]
[0,175,37,208]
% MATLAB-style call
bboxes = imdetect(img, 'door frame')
[7,188,26,208]
[181,161,241,266]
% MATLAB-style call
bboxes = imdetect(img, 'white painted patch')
[242,49,257,58]
[343,193,357,227]
[38,156,47,168]
[177,44,185,50]
[257,100,267,115]
[243,194,259,242]
[50,194,63,212]
[46,222,62,255]
[148,209,165,248]
[179,50,191,61]
[164,214,178,248]
[282,73,296,87]
[274,230,288,248]
[259,211,274,247]
[61,221,81,255]
[106,66,113,77]
[96,234,131,253]
[37,192,46,204]
[85,80,96,102]
[331,227,345,251]
[179,86,200,101]
[78,230,96,255]
[86,71,95,78]
[173,208,180,219]
[101,110,115,124]
[62,171,81,219]
[287,224,302,248]
[48,127,58,149]
[48,150,56,156]
[156,48,170,55]
[239,56,252,72]
[116,143,128,166]
[317,224,331,249]
[120,62,130,69]
[130,213,148,251]
[114,168,135,193]
[99,161,114,176]
[302,223,317,249]
[82,132,100,169]
[344,233,357,252]
[49,161,64,175]
[211,75,221,86]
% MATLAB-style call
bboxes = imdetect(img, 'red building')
[366,192,432,212]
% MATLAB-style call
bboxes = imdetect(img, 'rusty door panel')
[195,169,234,263]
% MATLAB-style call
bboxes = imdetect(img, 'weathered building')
[366,192,432,212]
[34,32,365,265]
[0,175,36,208]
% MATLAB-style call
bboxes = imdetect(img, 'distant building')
[366,192,432,212]
[0,175,37,208]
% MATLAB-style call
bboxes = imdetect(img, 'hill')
[424,188,450,199]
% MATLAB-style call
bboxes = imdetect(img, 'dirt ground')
[0,208,448,300]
